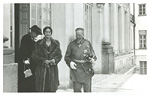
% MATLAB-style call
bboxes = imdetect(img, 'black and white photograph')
[2,0,150,94]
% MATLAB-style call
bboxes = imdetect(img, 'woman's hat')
[29,25,42,35]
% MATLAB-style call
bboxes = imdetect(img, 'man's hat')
[29,25,42,35]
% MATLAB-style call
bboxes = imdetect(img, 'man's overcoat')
[64,39,97,84]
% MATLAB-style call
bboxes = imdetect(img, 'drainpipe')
[133,3,135,55]
[133,3,136,65]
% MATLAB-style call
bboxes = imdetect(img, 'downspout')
[133,3,136,63]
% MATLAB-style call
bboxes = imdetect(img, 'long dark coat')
[32,37,62,92]
[18,33,36,92]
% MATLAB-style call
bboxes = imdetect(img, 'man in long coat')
[18,25,42,92]
[64,28,97,92]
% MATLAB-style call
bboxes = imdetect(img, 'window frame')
[139,61,147,75]
[30,3,52,30]
[138,4,146,16]
[139,30,147,49]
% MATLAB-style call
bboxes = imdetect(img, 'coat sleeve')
[31,42,46,66]
[64,43,72,68]
[19,36,28,61]
[52,41,62,64]
[89,42,97,61]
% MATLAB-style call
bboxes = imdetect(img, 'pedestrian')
[31,26,62,92]
[18,25,42,92]
[64,28,97,92]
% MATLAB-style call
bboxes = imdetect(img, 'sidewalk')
[57,74,111,92]
[118,74,150,93]
[92,74,133,92]
[57,66,136,92]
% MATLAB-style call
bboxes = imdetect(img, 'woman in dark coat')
[32,26,62,92]
[18,25,42,92]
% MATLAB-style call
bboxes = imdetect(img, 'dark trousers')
[73,81,91,92]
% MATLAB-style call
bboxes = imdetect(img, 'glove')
[70,62,77,69]
[24,60,30,64]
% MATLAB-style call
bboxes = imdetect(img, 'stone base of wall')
[3,63,18,92]
[114,52,134,74]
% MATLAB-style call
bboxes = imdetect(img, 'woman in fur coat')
[32,26,62,92]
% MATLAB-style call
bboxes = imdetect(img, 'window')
[3,3,14,48]
[84,3,93,42]
[139,4,146,16]
[139,30,147,49]
[140,61,147,74]
[30,3,52,29]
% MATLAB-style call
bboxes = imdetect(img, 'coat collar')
[38,37,59,58]
[39,37,58,47]
[74,38,86,48]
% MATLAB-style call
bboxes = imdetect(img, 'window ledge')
[138,14,147,16]
[115,52,133,57]
[139,48,147,50]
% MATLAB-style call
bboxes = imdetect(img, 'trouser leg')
[83,80,91,92]
[73,81,82,92]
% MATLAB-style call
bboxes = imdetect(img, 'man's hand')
[24,60,30,64]
[70,62,77,69]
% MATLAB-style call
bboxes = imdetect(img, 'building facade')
[3,3,134,92]
[134,3,150,75]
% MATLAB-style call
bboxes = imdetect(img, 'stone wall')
[3,49,18,92]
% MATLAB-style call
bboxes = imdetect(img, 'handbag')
[24,64,33,78]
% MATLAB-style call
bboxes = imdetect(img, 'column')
[113,3,119,55]
[102,3,114,74]
[127,10,130,51]
[118,4,122,53]
[109,3,114,47]
[92,3,102,73]
[121,6,125,53]
[103,3,110,42]
[74,3,84,33]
